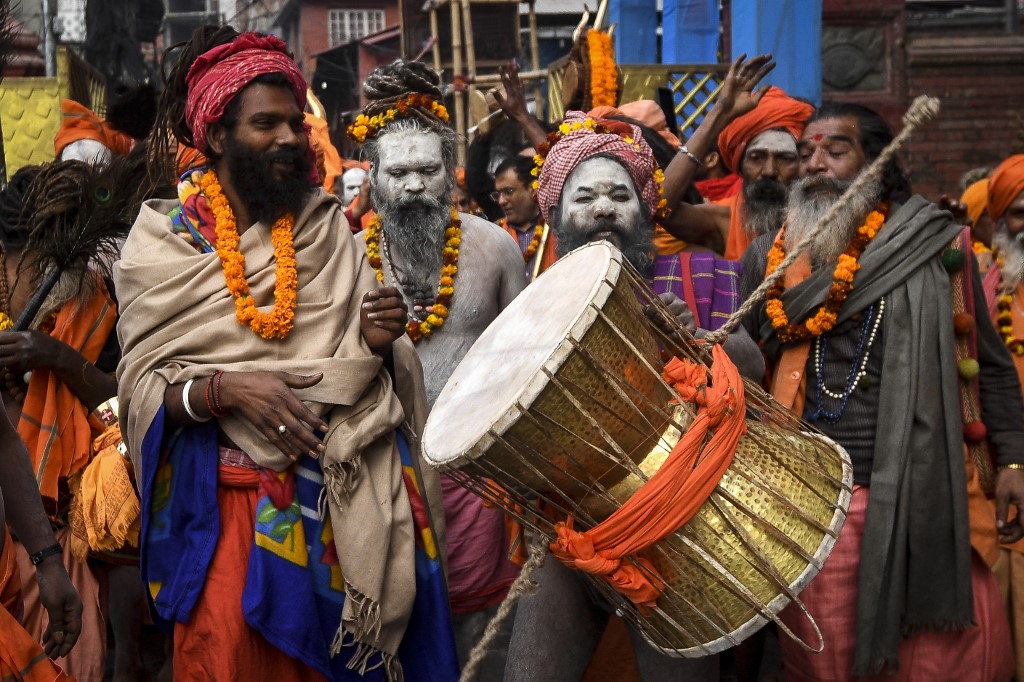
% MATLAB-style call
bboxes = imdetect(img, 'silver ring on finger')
[278,424,288,435]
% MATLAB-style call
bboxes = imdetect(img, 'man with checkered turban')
[503,107,764,682]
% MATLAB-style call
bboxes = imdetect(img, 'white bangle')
[182,378,211,423]
[678,144,703,167]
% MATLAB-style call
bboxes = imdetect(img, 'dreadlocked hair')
[362,59,444,116]
[147,24,240,189]
[0,165,42,249]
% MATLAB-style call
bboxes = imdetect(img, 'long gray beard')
[376,196,450,295]
[993,229,1024,290]
[785,175,881,269]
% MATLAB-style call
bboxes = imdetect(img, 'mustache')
[797,175,850,198]
[745,177,789,202]
[584,219,629,242]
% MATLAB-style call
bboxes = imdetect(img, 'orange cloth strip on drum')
[550,344,746,609]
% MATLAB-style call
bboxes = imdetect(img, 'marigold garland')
[200,170,298,340]
[995,261,1024,356]
[765,205,888,343]
[365,208,461,342]
[0,312,11,331]
[586,30,618,108]
[347,93,450,144]
[498,218,545,262]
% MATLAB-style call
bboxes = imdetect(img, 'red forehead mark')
[813,133,824,142]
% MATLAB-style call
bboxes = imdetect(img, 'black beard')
[742,177,789,237]
[222,134,315,225]
[553,215,655,277]
[374,191,452,292]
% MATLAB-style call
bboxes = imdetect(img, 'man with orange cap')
[661,86,813,259]
[982,154,1024,681]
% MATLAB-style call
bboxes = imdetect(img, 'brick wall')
[904,34,1024,200]
[820,0,1024,202]
[290,0,401,80]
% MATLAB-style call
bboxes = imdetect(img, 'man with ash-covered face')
[351,59,527,678]
[501,109,765,682]
[740,102,1024,680]
[662,87,813,259]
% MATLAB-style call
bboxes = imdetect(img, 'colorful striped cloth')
[650,251,742,331]
[140,409,459,680]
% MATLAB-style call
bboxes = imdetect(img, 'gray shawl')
[759,196,971,674]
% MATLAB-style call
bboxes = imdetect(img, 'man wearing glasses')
[493,155,557,281]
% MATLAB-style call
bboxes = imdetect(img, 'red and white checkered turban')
[536,110,660,224]
[185,33,307,154]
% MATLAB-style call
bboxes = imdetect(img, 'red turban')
[185,33,306,154]
[54,99,133,159]
[988,155,1024,221]
[959,179,989,227]
[537,110,660,223]
[716,86,813,173]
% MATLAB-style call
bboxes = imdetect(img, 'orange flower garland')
[200,170,298,340]
[995,260,1024,356]
[498,218,545,262]
[765,205,888,343]
[347,93,450,144]
[365,208,461,342]
[586,30,618,108]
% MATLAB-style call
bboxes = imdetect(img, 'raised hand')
[361,287,409,352]
[713,53,776,123]
[494,62,529,123]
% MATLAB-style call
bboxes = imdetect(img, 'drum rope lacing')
[549,344,747,609]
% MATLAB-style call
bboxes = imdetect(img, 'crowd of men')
[2,21,1024,682]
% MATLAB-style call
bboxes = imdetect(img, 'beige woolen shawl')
[114,189,443,679]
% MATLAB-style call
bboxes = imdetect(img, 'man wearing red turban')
[115,28,454,681]
[662,86,813,259]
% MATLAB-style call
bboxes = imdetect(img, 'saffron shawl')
[115,189,441,676]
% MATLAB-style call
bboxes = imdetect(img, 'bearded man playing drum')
[740,102,1024,680]
[349,60,528,678]
[497,108,764,678]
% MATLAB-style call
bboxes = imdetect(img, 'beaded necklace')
[809,300,885,423]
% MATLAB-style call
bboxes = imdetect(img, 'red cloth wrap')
[988,154,1024,221]
[537,110,661,224]
[716,86,813,173]
[185,33,307,154]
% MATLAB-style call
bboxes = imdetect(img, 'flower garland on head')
[347,93,450,144]
[586,30,618,108]
[365,208,461,342]
[995,256,1024,356]
[765,205,888,344]
[531,116,671,225]
[200,170,298,340]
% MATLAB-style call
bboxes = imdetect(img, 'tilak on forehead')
[745,129,799,155]
[535,110,663,224]
[184,32,307,154]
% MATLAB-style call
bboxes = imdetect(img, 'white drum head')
[423,241,621,469]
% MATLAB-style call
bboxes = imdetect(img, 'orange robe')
[1,528,72,682]
[501,220,557,279]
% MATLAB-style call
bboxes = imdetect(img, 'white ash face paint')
[340,167,366,205]
[373,130,449,206]
[745,129,798,157]
[559,157,644,251]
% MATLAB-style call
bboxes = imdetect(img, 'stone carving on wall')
[822,25,887,92]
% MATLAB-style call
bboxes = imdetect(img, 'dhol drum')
[422,241,853,657]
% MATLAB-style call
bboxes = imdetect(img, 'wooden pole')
[528,0,543,117]
[450,0,466,164]
[460,0,477,146]
[430,6,442,71]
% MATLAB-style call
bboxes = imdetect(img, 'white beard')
[993,228,1024,290]
[784,175,881,270]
